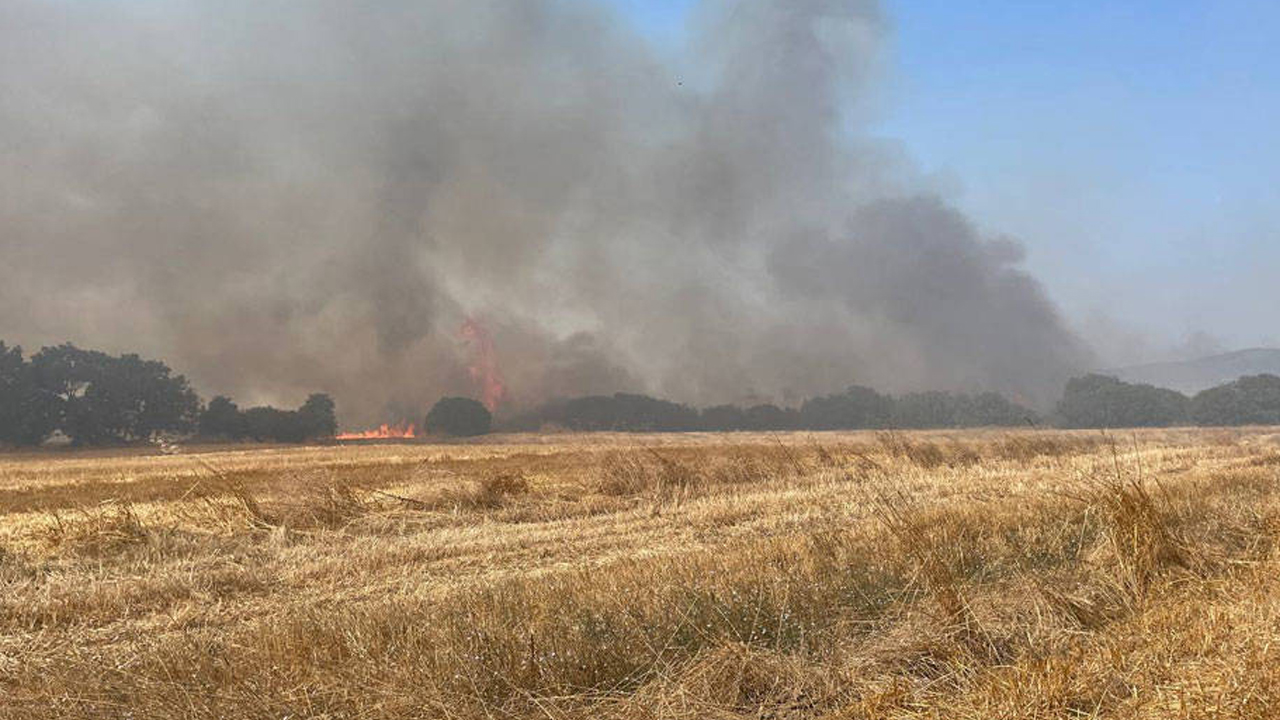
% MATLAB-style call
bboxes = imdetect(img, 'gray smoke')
[0,0,1092,425]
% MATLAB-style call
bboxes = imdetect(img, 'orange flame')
[336,422,417,440]
[460,317,507,412]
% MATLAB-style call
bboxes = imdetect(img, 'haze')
[2,0,1272,426]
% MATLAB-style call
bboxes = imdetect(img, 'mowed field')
[2,429,1280,719]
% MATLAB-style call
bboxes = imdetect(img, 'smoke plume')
[0,0,1092,425]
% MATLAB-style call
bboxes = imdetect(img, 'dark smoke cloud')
[0,0,1092,425]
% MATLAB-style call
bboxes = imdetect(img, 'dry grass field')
[2,428,1280,719]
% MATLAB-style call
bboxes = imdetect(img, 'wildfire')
[336,422,417,440]
[461,317,507,411]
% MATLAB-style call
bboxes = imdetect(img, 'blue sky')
[603,0,1280,360]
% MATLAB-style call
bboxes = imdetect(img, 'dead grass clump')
[174,478,280,533]
[1207,429,1243,446]
[39,500,149,557]
[225,480,278,528]
[643,643,837,718]
[876,432,980,470]
[944,439,983,468]
[178,463,379,532]
[478,471,530,503]
[1249,451,1280,467]
[596,451,654,496]
[877,432,949,470]
[873,501,970,623]
[866,483,1025,672]
[705,447,798,487]
[868,498,977,675]
[1038,581,1128,632]
[404,471,531,511]
[595,446,798,503]
[593,443,803,499]
[991,433,1105,462]
[595,450,703,501]
[283,481,372,529]
[1035,473,1193,632]
[0,542,36,583]
[165,458,282,532]
[1092,476,1190,597]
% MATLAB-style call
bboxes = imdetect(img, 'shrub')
[1190,374,1280,426]
[798,386,893,430]
[700,404,748,431]
[199,396,247,439]
[425,397,492,436]
[297,393,338,438]
[1055,374,1189,428]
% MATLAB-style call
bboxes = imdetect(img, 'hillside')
[1108,347,1280,394]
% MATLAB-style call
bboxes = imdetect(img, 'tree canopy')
[0,339,336,446]
[425,397,492,437]
[6,337,1280,447]
[198,393,337,443]
[503,387,1038,433]
[0,342,59,446]
[1055,374,1190,428]
[1190,374,1280,426]
[4,343,201,445]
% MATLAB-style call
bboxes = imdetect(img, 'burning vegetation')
[461,318,507,413]
[335,423,417,441]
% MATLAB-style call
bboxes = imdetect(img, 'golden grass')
[1,428,1279,718]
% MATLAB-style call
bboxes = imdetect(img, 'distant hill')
[1108,348,1280,395]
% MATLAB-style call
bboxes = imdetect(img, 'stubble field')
[2,428,1279,719]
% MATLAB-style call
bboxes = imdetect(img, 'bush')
[798,386,893,430]
[509,393,699,432]
[1056,374,1189,428]
[959,391,1038,427]
[242,407,305,442]
[1190,374,1280,426]
[502,387,1037,434]
[700,404,748,431]
[891,391,958,429]
[892,390,1036,428]
[297,393,338,439]
[199,394,335,443]
[742,404,795,431]
[425,397,492,437]
[199,396,247,439]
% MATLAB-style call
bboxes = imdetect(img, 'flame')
[460,317,507,411]
[336,422,417,440]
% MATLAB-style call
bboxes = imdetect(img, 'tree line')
[502,388,1036,433]
[1055,373,1280,428]
[196,394,336,443]
[502,375,1280,433]
[5,339,1280,447]
[0,341,334,446]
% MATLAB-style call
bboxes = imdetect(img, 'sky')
[2,0,1274,421]
[604,0,1280,363]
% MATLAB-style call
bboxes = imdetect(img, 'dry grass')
[1,428,1279,718]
